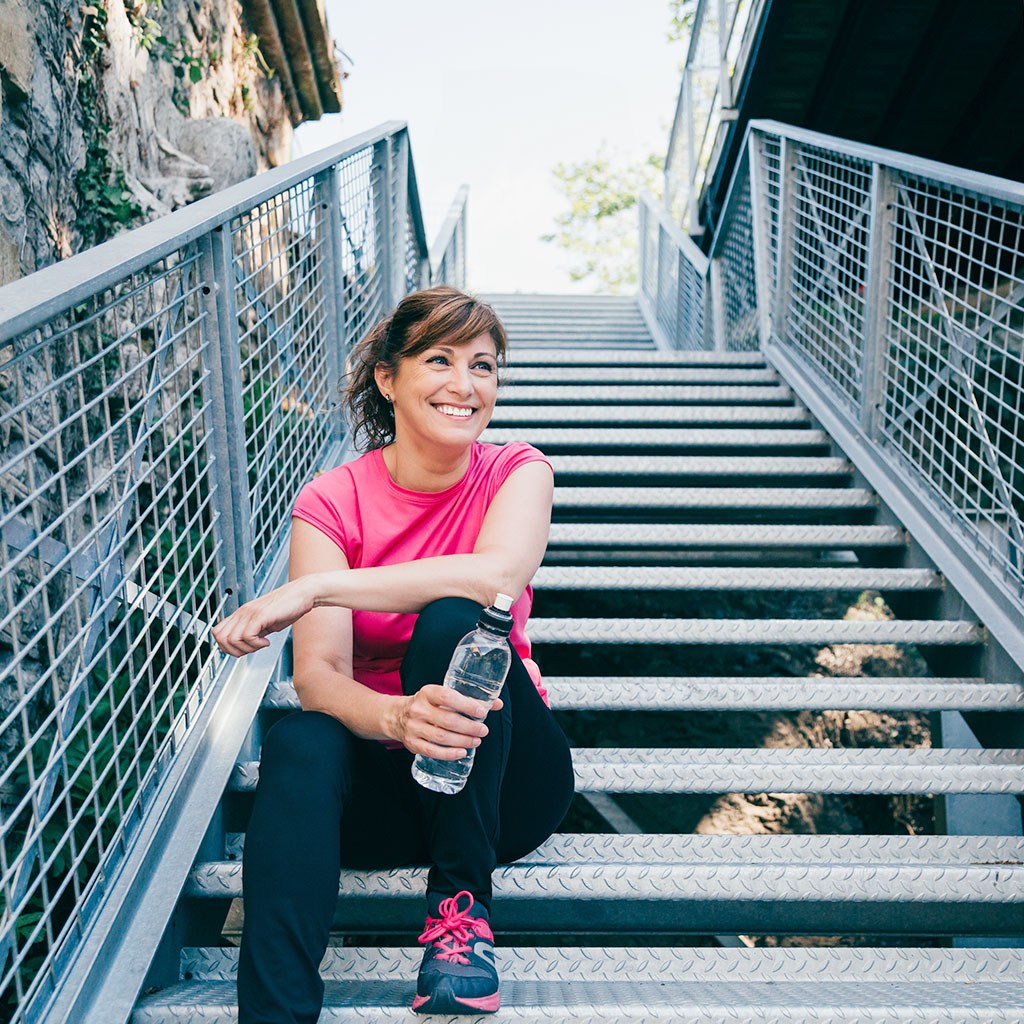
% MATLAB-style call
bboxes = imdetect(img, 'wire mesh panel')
[431,187,468,289]
[677,242,707,350]
[654,227,680,344]
[878,173,1024,601]
[714,156,760,352]
[0,249,226,1020]
[231,177,336,588]
[758,133,783,304]
[783,143,873,410]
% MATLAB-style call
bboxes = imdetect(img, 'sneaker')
[412,890,500,1014]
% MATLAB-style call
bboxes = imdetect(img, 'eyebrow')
[432,345,496,360]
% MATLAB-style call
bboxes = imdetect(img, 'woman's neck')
[381,439,474,492]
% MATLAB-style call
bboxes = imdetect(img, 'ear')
[373,362,393,401]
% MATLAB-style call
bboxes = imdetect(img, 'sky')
[294,0,682,294]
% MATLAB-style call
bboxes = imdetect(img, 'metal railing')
[0,121,462,1023]
[430,184,469,289]
[664,0,768,233]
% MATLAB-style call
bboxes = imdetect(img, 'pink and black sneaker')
[412,890,499,1014]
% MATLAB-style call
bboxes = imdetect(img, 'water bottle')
[411,594,515,794]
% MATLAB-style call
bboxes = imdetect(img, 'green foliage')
[667,0,700,42]
[75,4,145,249]
[542,149,663,293]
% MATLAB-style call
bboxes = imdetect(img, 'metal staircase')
[131,293,1024,1022]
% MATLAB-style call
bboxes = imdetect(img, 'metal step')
[484,426,831,448]
[134,948,1024,1022]
[528,617,982,645]
[228,747,1024,796]
[545,523,905,548]
[262,676,1016,713]
[503,366,779,384]
[548,455,850,478]
[532,566,939,592]
[499,384,792,404]
[490,404,811,425]
[553,486,876,510]
[506,349,766,366]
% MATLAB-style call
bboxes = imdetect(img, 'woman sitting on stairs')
[212,286,575,1022]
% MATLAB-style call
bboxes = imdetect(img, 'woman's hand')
[388,686,504,760]
[212,576,319,656]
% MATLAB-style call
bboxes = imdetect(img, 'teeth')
[436,405,473,418]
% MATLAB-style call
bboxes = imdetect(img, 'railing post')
[771,136,800,348]
[392,130,411,300]
[317,165,348,445]
[638,197,649,304]
[198,226,255,608]
[709,255,727,351]
[746,130,772,348]
[372,138,395,311]
[859,162,898,438]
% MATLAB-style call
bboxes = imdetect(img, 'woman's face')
[375,332,499,451]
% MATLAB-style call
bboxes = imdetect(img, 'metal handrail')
[0,121,451,1023]
[430,184,469,288]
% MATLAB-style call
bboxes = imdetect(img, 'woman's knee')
[258,710,358,790]
[401,597,483,693]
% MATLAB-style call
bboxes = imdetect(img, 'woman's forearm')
[308,551,521,615]
[295,666,403,743]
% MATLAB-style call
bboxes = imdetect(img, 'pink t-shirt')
[291,441,553,715]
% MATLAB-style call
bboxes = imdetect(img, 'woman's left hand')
[212,576,318,656]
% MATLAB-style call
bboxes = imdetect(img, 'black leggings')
[237,597,575,1024]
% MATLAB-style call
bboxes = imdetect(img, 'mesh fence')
[0,125,431,1021]
[432,190,468,289]
[713,155,760,352]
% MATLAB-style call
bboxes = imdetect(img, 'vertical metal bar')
[710,256,727,352]
[199,227,255,608]
[746,130,772,349]
[392,130,411,300]
[684,68,699,232]
[371,139,393,311]
[638,198,649,302]
[859,163,898,437]
[717,0,731,108]
[318,166,347,446]
[771,136,800,347]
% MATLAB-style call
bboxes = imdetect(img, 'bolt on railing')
[0,121,461,1023]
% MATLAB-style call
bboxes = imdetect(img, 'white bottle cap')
[493,593,514,612]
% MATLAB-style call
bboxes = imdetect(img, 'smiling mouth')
[434,404,474,419]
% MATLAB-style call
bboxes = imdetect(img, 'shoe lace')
[417,890,481,965]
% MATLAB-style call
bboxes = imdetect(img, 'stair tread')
[504,367,779,384]
[491,405,810,424]
[484,427,829,447]
[263,676,1020,712]
[528,617,981,644]
[500,384,791,403]
[544,523,904,546]
[189,833,1024,900]
[505,349,765,365]
[531,566,937,590]
[553,486,875,508]
[229,747,1024,796]
[548,455,850,476]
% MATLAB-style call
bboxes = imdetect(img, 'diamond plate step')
[499,384,792,404]
[553,486,875,510]
[484,426,830,448]
[504,366,779,384]
[528,617,982,645]
[262,676,1018,712]
[490,404,811,425]
[133,976,1024,1022]
[531,566,939,591]
[229,747,1024,796]
[547,455,851,478]
[506,349,766,366]
[545,523,905,548]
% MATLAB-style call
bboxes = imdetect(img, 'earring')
[385,393,391,403]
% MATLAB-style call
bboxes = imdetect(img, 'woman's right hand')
[389,686,504,759]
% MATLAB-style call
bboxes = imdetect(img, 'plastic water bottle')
[411,594,515,795]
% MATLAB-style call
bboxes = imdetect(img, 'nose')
[447,360,473,397]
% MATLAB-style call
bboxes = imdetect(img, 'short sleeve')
[486,442,553,503]
[292,473,350,558]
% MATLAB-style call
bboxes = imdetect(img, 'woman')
[212,286,575,1022]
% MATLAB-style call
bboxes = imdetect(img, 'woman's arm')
[212,459,554,649]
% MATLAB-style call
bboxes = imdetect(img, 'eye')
[426,354,449,366]
[472,360,496,373]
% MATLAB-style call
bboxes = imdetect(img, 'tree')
[542,149,663,294]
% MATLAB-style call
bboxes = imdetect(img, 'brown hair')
[343,286,508,451]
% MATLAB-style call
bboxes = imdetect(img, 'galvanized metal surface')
[263,675,1018,712]
[490,404,810,424]
[189,832,1024,899]
[228,746,1024,796]
[484,427,830,448]
[528,617,982,645]
[499,384,792,404]
[545,523,905,547]
[503,348,765,365]
[553,487,875,509]
[547,455,850,477]
[531,566,939,591]
[503,366,778,384]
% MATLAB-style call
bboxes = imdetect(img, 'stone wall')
[0,0,301,286]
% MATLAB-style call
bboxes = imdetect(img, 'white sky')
[294,0,682,294]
